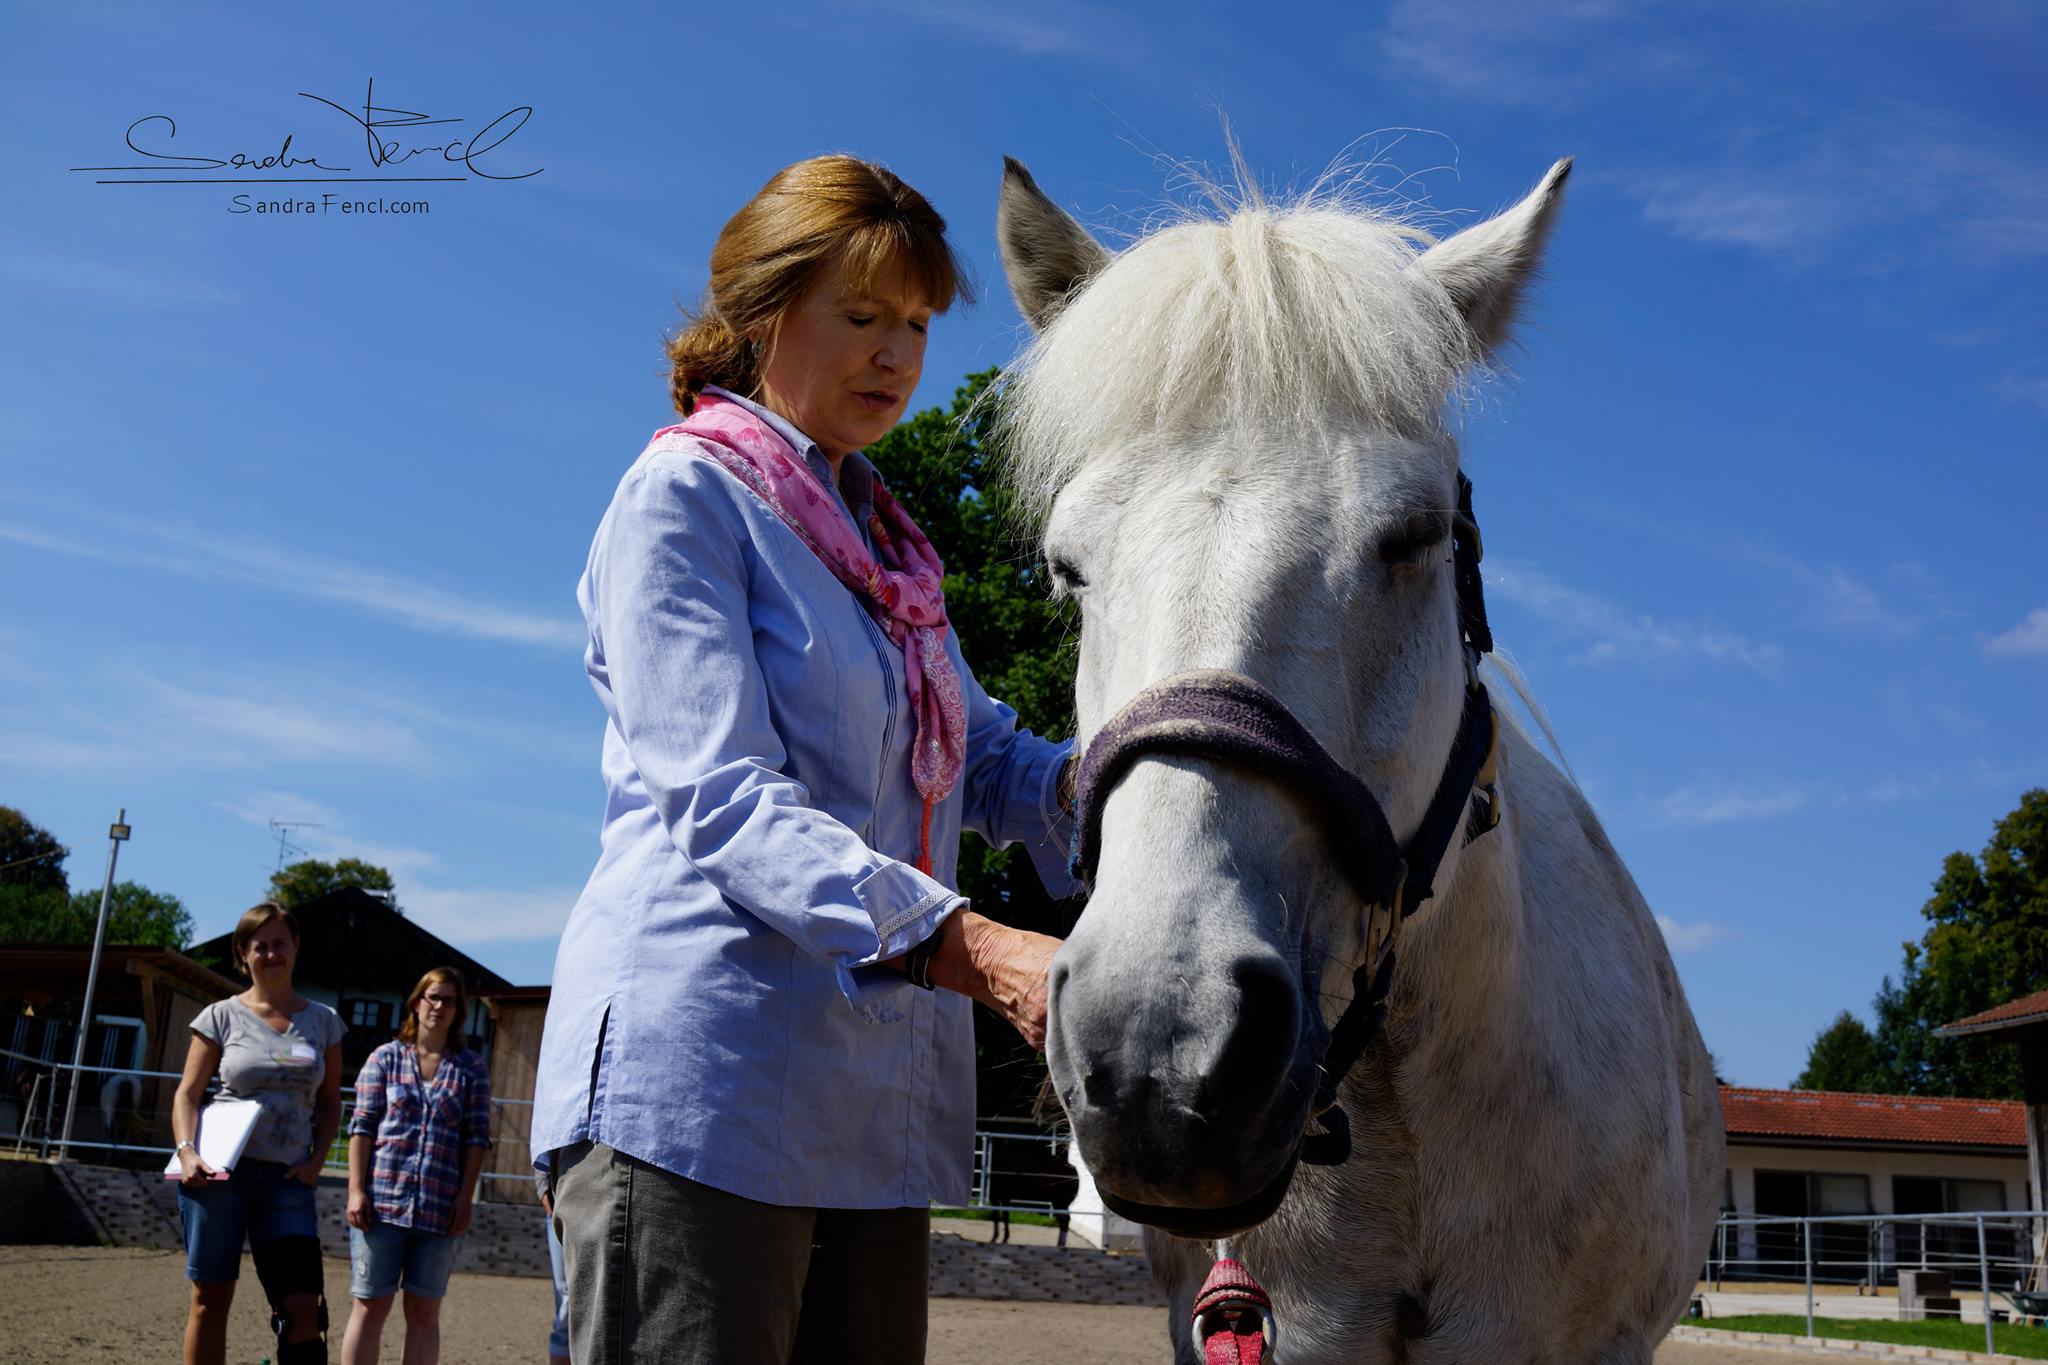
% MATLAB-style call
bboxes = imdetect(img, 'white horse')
[995,156,1724,1363]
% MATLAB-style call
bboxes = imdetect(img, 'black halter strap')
[1066,471,1501,1170]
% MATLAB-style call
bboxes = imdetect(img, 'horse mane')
[996,193,1483,522]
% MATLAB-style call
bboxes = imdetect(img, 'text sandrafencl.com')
[229,194,430,216]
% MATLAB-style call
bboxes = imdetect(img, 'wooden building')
[1938,986,2048,1281]
[477,985,551,1203]
[0,944,239,1153]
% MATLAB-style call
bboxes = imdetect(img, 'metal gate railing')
[1704,1209,2048,1354]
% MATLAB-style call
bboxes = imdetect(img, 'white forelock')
[997,199,1481,521]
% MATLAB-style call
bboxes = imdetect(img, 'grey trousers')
[549,1141,931,1364]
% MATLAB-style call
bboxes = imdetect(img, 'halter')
[1067,473,1501,1219]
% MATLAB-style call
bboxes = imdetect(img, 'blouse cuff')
[838,864,966,1023]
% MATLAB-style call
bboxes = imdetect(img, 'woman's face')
[755,253,933,463]
[415,980,460,1037]
[242,920,297,978]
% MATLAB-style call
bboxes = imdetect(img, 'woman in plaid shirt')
[338,968,492,1365]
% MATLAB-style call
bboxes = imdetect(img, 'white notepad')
[162,1098,264,1180]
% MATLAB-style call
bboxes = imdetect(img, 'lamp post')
[55,810,130,1162]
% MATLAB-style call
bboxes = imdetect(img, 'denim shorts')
[349,1221,462,1300]
[177,1158,321,1283]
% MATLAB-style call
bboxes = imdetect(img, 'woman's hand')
[927,911,1062,1051]
[284,1157,323,1187]
[449,1196,475,1236]
[177,1147,218,1188]
[347,1186,372,1230]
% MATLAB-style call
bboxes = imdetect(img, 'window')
[1754,1169,1872,1282]
[1893,1175,2015,1286]
[344,998,388,1032]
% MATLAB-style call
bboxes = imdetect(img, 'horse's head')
[998,155,1569,1236]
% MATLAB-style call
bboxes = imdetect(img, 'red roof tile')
[1719,1085,2025,1150]
[1939,987,2048,1035]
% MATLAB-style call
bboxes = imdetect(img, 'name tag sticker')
[274,1041,318,1068]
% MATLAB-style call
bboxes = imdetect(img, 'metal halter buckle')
[1469,709,1502,838]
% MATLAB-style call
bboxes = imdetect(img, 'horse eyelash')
[1377,510,1454,566]
[1047,557,1087,596]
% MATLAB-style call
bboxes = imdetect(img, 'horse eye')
[1377,514,1450,567]
[1047,557,1088,594]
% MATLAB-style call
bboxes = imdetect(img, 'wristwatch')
[176,1139,196,1153]
[905,927,942,991]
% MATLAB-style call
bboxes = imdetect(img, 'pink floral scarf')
[658,392,966,874]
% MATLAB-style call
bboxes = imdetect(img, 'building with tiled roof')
[1935,988,2048,1287]
[1715,1083,2034,1286]
[1719,1085,2025,1154]
[1938,986,2048,1035]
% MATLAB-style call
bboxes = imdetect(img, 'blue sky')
[2,1,2042,1089]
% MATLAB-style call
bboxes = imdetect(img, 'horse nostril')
[1196,956,1301,1117]
[1082,1059,1120,1108]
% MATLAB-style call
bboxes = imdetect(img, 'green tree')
[0,879,193,948]
[1793,1010,1887,1093]
[869,370,1082,1119]
[0,806,70,897]
[1798,789,2047,1099]
[268,857,396,909]
[869,368,1080,918]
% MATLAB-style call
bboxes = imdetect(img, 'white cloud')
[1654,782,1812,827]
[0,246,241,308]
[1628,179,1840,256]
[1720,544,1923,638]
[0,501,581,651]
[870,0,1083,55]
[145,678,432,770]
[1619,103,2048,270]
[1655,914,1729,953]
[404,884,578,945]
[1994,374,2048,416]
[1486,557,1781,672]
[1376,0,1650,104]
[216,795,570,944]
[1644,757,2044,828]
[1986,607,2048,659]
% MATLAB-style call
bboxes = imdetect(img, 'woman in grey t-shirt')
[171,902,345,1365]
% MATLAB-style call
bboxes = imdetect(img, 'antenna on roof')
[268,817,325,873]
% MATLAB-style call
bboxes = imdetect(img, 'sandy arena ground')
[0,1245,1804,1363]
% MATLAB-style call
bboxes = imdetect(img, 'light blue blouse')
[532,389,1075,1209]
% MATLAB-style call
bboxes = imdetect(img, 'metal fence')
[1704,1210,2048,1354]
[2,1046,1084,1217]
[0,1043,541,1185]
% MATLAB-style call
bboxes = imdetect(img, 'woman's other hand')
[177,1147,218,1187]
[449,1196,475,1236]
[346,1186,372,1230]
[284,1157,323,1187]
[929,911,1061,1051]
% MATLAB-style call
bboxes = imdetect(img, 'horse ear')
[1416,158,1572,355]
[999,157,1112,331]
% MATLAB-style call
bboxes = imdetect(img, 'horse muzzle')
[1050,928,1320,1239]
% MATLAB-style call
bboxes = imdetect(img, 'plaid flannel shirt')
[348,1040,492,1234]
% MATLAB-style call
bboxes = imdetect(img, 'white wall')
[1725,1144,2027,1217]
[1065,1144,1146,1252]
[1718,1143,2031,1284]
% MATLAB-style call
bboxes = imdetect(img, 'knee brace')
[275,1334,327,1365]
[253,1234,328,1358]
[267,1298,329,1365]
